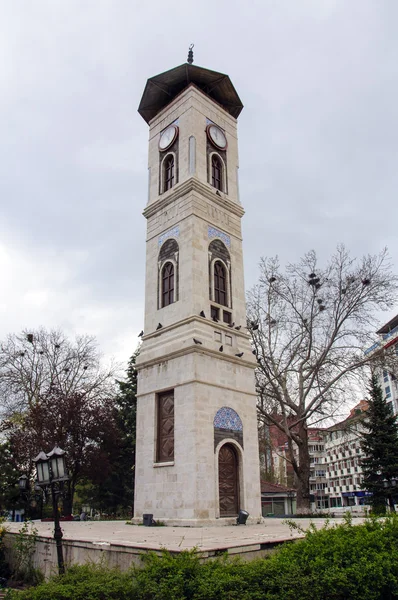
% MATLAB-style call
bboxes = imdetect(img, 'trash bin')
[143,513,154,527]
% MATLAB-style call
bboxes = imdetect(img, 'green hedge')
[9,514,398,600]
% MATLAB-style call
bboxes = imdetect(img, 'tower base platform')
[4,517,357,580]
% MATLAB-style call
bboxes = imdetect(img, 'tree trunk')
[388,494,395,513]
[295,423,311,514]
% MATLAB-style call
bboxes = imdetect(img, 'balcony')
[382,325,398,341]
[364,341,381,355]
[364,326,398,355]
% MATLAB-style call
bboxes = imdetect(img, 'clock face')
[207,124,227,150]
[159,125,178,151]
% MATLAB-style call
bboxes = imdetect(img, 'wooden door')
[218,444,239,516]
[157,392,174,462]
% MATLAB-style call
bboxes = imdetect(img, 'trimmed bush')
[9,514,398,600]
[7,564,138,600]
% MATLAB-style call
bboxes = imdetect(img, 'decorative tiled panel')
[158,226,180,247]
[160,118,179,134]
[214,407,243,431]
[208,226,231,248]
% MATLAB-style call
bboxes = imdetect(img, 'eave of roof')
[138,63,243,124]
[261,480,296,494]
[377,313,398,334]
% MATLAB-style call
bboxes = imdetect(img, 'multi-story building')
[323,400,369,508]
[263,422,329,509]
[308,429,329,510]
[364,314,398,414]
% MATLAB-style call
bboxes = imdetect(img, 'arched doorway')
[218,444,239,516]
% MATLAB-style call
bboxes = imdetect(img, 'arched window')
[214,261,227,306]
[164,155,175,191]
[161,262,174,307]
[211,155,222,190]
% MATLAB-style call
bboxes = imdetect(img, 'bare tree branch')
[248,245,398,511]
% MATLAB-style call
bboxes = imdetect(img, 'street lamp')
[18,475,30,521]
[18,475,28,491]
[33,446,69,575]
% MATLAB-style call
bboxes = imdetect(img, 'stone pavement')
[6,517,359,553]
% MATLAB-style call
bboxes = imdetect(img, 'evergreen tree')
[80,348,138,516]
[360,375,398,514]
[0,441,20,516]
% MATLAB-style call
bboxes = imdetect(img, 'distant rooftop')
[261,481,296,494]
[325,400,368,431]
[138,63,243,124]
[377,314,398,335]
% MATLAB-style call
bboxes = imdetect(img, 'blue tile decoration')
[208,226,231,248]
[158,225,180,247]
[214,407,243,431]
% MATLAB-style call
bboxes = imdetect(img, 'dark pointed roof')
[138,63,243,124]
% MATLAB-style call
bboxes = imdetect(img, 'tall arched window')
[162,262,174,307]
[211,155,222,191]
[214,261,227,306]
[164,155,175,191]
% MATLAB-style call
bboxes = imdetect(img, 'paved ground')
[6,517,361,552]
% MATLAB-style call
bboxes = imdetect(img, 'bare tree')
[247,245,398,512]
[0,328,118,418]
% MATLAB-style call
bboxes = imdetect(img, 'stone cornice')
[142,178,245,221]
[139,314,251,343]
[136,343,256,374]
[137,375,257,399]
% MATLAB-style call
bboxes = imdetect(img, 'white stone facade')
[134,75,262,525]
[364,314,398,415]
[323,404,368,508]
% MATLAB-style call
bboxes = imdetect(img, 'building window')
[385,385,391,399]
[164,155,175,191]
[383,370,389,382]
[157,391,174,462]
[161,262,174,307]
[211,155,222,190]
[211,306,220,321]
[214,261,227,306]
[209,240,231,309]
[223,310,232,324]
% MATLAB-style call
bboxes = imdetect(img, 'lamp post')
[383,478,397,512]
[18,475,29,521]
[33,446,69,575]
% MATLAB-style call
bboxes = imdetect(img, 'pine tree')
[360,375,398,514]
[79,349,138,516]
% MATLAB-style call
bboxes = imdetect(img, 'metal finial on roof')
[187,43,194,64]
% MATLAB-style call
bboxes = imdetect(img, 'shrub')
[7,564,138,599]
[11,521,43,586]
[7,514,398,600]
[0,518,11,581]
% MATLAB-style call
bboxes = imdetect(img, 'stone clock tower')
[133,52,262,525]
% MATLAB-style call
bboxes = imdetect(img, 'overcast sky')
[1,0,397,368]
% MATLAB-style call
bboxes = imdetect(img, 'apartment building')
[323,401,369,508]
[364,314,398,414]
[308,430,329,509]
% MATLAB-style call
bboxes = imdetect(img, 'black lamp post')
[383,479,397,512]
[33,446,69,575]
[18,475,30,521]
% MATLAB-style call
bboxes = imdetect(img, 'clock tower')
[134,52,262,525]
